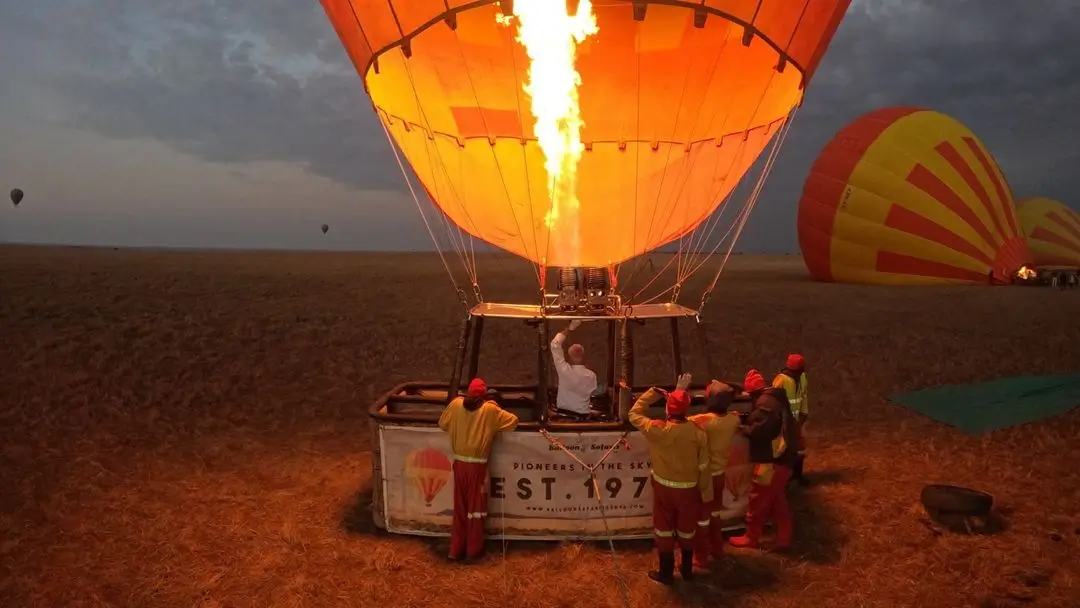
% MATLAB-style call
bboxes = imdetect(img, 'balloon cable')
[378,117,466,309]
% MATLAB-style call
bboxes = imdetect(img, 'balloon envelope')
[1016,197,1080,267]
[321,224,329,234]
[321,1,850,267]
[798,107,1030,285]
[10,188,23,206]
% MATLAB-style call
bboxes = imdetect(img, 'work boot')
[709,521,725,560]
[679,548,696,582]
[728,534,761,549]
[648,551,675,585]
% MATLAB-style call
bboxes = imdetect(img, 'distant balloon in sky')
[321,224,329,235]
[798,107,1030,285]
[10,188,23,206]
[1016,197,1080,267]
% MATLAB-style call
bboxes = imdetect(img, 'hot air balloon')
[321,223,329,235]
[326,3,852,539]
[1016,197,1080,267]
[404,447,452,506]
[10,188,23,206]
[799,107,1031,285]
[320,1,850,269]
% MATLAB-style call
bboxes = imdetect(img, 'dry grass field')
[2,244,1079,608]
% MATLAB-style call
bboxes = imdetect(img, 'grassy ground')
[1,245,1078,608]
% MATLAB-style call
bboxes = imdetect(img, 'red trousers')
[694,473,726,561]
[652,477,701,552]
[745,464,793,546]
[449,460,488,559]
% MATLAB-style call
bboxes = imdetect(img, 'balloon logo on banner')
[404,447,452,506]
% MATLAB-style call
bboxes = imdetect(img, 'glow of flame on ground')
[498,1,597,266]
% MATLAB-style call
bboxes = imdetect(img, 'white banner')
[378,424,751,540]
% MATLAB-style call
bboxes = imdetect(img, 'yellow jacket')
[438,397,519,461]
[689,411,741,476]
[772,371,809,421]
[628,388,712,499]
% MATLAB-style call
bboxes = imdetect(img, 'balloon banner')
[377,424,751,540]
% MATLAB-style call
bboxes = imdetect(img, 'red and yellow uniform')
[729,369,799,550]
[689,383,741,566]
[628,386,710,584]
[438,378,518,560]
[772,353,809,482]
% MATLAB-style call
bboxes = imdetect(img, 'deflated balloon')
[798,107,1030,285]
[1016,197,1080,267]
[320,1,851,267]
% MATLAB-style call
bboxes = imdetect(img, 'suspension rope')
[649,26,735,283]
[633,108,796,309]
[539,429,633,608]
[694,106,801,314]
[503,21,544,287]
[622,25,741,297]
[378,117,467,310]
[671,63,780,287]
[400,61,483,297]
[455,30,542,287]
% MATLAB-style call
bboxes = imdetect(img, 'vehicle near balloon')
[320,0,850,540]
[798,107,1032,286]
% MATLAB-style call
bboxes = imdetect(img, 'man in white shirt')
[550,320,598,415]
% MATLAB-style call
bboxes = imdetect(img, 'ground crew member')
[689,380,741,568]
[772,354,809,484]
[438,377,519,562]
[623,372,711,585]
[728,369,799,551]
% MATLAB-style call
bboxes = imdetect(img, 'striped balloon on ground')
[1016,197,1080,267]
[798,107,1030,285]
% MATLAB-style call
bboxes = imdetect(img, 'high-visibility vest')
[772,372,808,420]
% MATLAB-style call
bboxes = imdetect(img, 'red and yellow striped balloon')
[798,107,1031,285]
[1016,197,1080,267]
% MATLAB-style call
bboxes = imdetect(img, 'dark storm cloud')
[738,0,1080,251]
[780,0,1080,195]
[18,0,401,190]
[9,1,1080,250]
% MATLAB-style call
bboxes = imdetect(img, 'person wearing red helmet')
[772,354,810,485]
[688,380,741,568]
[438,377,519,562]
[623,372,711,585]
[728,369,799,550]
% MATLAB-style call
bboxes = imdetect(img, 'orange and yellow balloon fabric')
[1016,197,1080,267]
[320,1,850,268]
[798,107,1031,285]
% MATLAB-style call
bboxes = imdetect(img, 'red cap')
[786,354,805,371]
[665,389,691,417]
[743,369,766,393]
[466,378,487,397]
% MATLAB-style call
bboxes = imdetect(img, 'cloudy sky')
[1,1,1077,253]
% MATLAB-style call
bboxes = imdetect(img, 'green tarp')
[888,374,1080,434]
